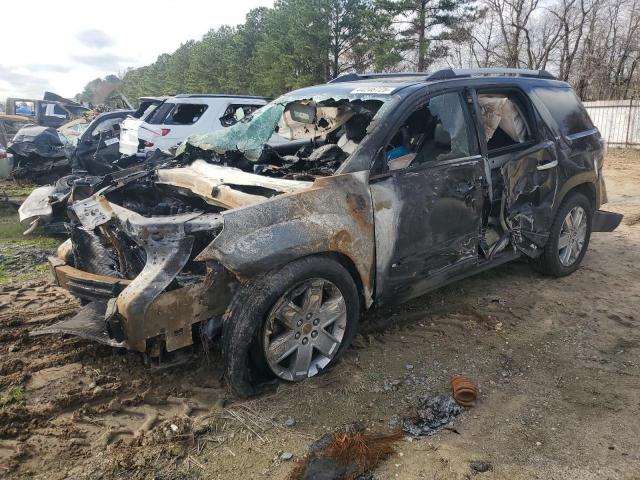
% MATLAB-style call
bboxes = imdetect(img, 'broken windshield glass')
[177,92,398,165]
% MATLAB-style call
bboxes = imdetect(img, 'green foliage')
[80,0,471,102]
[117,1,396,100]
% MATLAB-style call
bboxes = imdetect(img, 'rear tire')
[222,256,360,398]
[532,192,592,277]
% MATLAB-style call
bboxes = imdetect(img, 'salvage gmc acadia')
[36,68,622,397]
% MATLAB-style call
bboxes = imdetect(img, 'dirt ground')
[1,150,639,480]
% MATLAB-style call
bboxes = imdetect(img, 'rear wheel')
[222,256,360,397]
[532,192,592,276]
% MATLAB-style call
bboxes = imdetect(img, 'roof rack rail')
[426,68,556,80]
[328,72,433,83]
[329,68,556,84]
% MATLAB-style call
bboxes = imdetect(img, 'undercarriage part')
[30,301,127,348]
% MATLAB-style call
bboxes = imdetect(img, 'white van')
[119,94,269,155]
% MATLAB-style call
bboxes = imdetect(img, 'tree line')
[81,0,639,103]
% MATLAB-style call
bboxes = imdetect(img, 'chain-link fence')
[584,98,640,149]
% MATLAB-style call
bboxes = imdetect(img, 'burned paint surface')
[37,74,619,370]
[501,141,559,254]
[196,170,375,304]
[371,156,485,305]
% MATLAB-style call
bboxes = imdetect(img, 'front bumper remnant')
[39,193,231,353]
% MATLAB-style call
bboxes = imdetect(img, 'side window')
[92,118,122,138]
[220,104,263,127]
[43,103,67,118]
[164,104,208,125]
[146,102,175,125]
[477,91,533,153]
[15,101,35,116]
[386,92,477,171]
[533,87,594,136]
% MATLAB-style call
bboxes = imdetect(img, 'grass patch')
[0,180,37,198]
[0,386,26,412]
[0,203,61,284]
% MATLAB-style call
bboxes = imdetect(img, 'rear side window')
[145,102,174,125]
[165,104,208,125]
[534,87,594,136]
[220,104,263,127]
[146,103,208,125]
[92,117,123,138]
[477,91,533,152]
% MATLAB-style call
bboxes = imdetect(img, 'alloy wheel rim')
[558,206,587,267]
[263,278,347,381]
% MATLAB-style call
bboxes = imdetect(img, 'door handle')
[537,159,558,171]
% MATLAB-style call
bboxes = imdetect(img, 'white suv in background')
[119,94,269,155]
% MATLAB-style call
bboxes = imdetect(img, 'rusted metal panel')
[196,170,376,306]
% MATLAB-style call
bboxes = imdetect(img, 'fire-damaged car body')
[8,110,133,185]
[34,69,622,397]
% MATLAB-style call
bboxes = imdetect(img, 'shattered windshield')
[177,91,399,180]
[58,119,89,147]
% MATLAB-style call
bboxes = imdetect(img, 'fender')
[195,171,376,306]
[554,172,597,214]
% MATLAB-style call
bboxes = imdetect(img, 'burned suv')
[36,68,622,397]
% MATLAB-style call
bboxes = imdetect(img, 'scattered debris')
[450,375,479,407]
[8,125,70,185]
[402,395,461,436]
[285,417,297,427]
[470,460,492,473]
[281,451,294,461]
[288,423,402,480]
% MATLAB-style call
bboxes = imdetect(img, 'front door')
[370,91,485,305]
[75,115,125,174]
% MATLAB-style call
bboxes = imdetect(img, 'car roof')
[289,68,571,99]
[172,94,270,101]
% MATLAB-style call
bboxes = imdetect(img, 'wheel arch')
[555,177,597,215]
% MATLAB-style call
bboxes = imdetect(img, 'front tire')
[222,256,360,397]
[532,192,592,277]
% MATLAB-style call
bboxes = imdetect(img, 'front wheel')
[532,192,592,277]
[222,256,360,397]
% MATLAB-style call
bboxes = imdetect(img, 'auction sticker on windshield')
[350,86,396,94]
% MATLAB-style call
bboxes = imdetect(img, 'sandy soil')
[0,150,639,480]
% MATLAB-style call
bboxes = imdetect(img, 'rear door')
[370,90,485,304]
[474,87,559,256]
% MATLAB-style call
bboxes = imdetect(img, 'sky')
[0,0,274,101]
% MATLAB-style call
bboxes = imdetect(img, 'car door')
[75,115,125,174]
[370,90,485,305]
[473,87,560,256]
